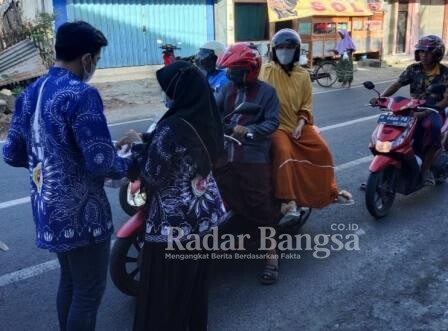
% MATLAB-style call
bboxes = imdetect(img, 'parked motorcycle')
[110,102,312,296]
[157,39,195,65]
[363,81,448,218]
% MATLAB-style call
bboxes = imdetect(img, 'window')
[313,23,336,35]
[299,22,312,35]
[337,22,348,31]
[352,19,364,31]
[235,4,269,41]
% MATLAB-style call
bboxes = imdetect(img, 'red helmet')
[217,42,261,83]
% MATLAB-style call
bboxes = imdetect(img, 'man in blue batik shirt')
[2,21,135,331]
[196,41,230,95]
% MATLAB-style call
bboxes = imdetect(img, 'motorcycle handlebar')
[224,133,254,146]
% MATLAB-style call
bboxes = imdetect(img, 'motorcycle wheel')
[365,168,396,219]
[110,235,143,297]
[119,181,139,216]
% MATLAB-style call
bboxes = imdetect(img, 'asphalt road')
[1,81,448,331]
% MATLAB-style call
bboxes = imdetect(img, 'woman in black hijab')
[133,61,226,331]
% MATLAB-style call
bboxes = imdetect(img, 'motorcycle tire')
[119,182,139,216]
[365,169,396,219]
[110,236,142,297]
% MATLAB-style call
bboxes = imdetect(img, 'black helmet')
[271,29,302,64]
[196,41,225,74]
[414,35,445,62]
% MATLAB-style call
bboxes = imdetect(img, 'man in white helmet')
[196,41,229,94]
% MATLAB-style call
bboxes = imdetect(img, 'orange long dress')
[260,62,339,208]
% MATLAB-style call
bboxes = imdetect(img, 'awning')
[267,0,373,23]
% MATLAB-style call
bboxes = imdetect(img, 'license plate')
[377,114,412,127]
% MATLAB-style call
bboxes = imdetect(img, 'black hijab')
[156,61,224,176]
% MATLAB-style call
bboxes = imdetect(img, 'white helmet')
[200,41,226,57]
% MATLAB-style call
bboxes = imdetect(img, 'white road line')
[0,154,373,286]
[0,79,393,143]
[0,240,116,287]
[0,260,59,287]
[0,109,376,211]
[335,156,373,171]
[108,117,153,127]
[313,79,395,95]
[0,197,30,210]
[320,115,378,132]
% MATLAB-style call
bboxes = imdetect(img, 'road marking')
[0,197,30,210]
[108,117,153,127]
[0,155,374,212]
[0,240,116,287]
[0,260,59,287]
[335,156,373,171]
[0,154,373,286]
[0,79,394,145]
[320,115,378,132]
[313,79,395,95]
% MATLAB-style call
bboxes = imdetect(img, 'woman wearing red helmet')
[215,42,283,285]
[259,29,352,215]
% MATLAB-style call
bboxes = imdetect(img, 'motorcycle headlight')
[375,141,392,153]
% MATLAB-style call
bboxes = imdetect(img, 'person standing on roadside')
[3,21,134,331]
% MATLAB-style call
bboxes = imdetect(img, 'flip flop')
[0,240,9,252]
[334,190,355,206]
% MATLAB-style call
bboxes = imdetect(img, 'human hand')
[413,110,428,120]
[292,120,305,140]
[369,97,379,106]
[115,130,143,155]
[232,125,249,141]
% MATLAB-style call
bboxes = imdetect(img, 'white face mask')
[82,54,97,82]
[276,48,296,65]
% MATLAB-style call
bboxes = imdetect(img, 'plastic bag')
[342,51,349,60]
[299,54,308,65]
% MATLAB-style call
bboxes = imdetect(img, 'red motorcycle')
[110,103,312,296]
[363,81,448,218]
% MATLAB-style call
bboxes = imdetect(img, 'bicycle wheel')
[315,61,337,87]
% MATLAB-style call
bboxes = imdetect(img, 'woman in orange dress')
[260,29,351,222]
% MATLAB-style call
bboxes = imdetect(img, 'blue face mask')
[161,92,174,109]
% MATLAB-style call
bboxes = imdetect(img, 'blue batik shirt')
[207,69,229,95]
[3,67,129,252]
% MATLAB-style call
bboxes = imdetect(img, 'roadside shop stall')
[267,0,384,61]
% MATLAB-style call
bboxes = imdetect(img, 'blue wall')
[53,0,214,68]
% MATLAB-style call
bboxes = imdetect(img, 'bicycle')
[300,49,338,88]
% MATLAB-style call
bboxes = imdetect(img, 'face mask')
[227,69,247,87]
[82,54,96,82]
[161,91,174,109]
[276,48,296,65]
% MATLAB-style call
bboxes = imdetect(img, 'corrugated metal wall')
[21,0,53,21]
[65,0,212,68]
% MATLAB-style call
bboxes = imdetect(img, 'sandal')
[334,190,355,206]
[0,240,9,252]
[259,264,279,285]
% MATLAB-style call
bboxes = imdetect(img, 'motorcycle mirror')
[157,39,163,44]
[363,81,381,97]
[363,81,375,90]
